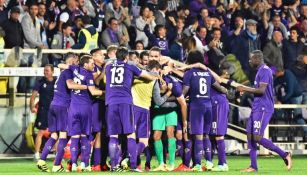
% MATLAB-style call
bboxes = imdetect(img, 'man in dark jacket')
[283,26,304,69]
[0,6,24,48]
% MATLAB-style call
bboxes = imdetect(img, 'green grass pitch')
[0,155,306,175]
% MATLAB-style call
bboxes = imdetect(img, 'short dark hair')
[129,51,139,57]
[147,60,161,70]
[79,54,92,67]
[108,17,117,25]
[140,51,149,60]
[62,22,72,30]
[45,64,54,71]
[139,5,149,16]
[116,47,129,61]
[290,26,300,33]
[196,26,207,33]
[82,15,91,25]
[250,50,263,60]
[158,1,168,11]
[154,25,166,35]
[90,48,102,55]
[186,50,204,65]
[64,52,76,61]
[149,46,161,54]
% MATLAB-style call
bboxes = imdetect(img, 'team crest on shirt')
[43,83,47,88]
[90,80,94,85]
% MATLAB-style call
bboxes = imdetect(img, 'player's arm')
[212,82,228,94]
[177,95,188,133]
[152,81,172,106]
[236,82,268,95]
[182,85,190,96]
[30,90,39,113]
[88,86,105,96]
[139,70,160,81]
[66,79,87,90]
[58,63,69,70]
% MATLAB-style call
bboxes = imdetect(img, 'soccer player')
[30,64,56,161]
[236,50,292,172]
[67,55,104,172]
[90,48,106,171]
[37,54,86,172]
[182,50,227,172]
[105,47,158,172]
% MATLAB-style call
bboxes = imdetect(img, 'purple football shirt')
[163,75,183,98]
[183,68,215,105]
[105,60,142,105]
[252,64,274,113]
[51,69,73,107]
[69,65,95,105]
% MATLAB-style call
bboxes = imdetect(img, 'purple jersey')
[51,69,73,107]
[105,60,142,105]
[252,64,274,113]
[164,75,183,98]
[183,68,215,105]
[211,87,227,102]
[69,65,95,105]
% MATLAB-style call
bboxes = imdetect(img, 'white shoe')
[71,163,78,172]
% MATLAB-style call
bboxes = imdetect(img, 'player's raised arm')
[57,63,69,70]
[66,79,87,90]
[139,70,160,81]
[212,82,228,94]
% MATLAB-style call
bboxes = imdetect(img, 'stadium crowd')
[0,0,306,173]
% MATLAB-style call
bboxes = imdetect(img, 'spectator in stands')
[101,17,127,48]
[147,0,158,13]
[168,37,184,62]
[144,24,169,56]
[263,31,284,71]
[189,0,206,17]
[207,28,226,73]
[183,16,198,37]
[105,0,130,43]
[283,26,304,69]
[135,40,144,50]
[228,15,244,37]
[291,54,307,106]
[135,6,156,48]
[266,15,289,40]
[270,0,284,19]
[274,69,307,140]
[198,7,209,27]
[230,19,261,77]
[193,26,212,65]
[300,19,307,45]
[51,23,75,65]
[0,0,17,24]
[58,0,81,31]
[154,0,167,26]
[72,15,98,50]
[0,6,23,49]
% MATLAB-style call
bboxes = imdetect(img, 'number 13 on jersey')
[110,66,125,84]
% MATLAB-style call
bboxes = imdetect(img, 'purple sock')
[70,138,80,164]
[80,137,91,167]
[184,140,192,167]
[108,137,119,168]
[194,140,203,165]
[203,138,212,161]
[54,138,68,166]
[248,139,258,170]
[144,146,151,166]
[259,138,287,158]
[40,137,56,160]
[137,142,145,156]
[176,140,184,160]
[128,138,137,169]
[93,148,101,166]
[217,139,226,165]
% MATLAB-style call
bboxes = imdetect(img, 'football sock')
[54,138,68,166]
[108,137,119,168]
[80,137,91,167]
[154,140,164,165]
[259,138,287,158]
[217,139,226,165]
[184,140,192,167]
[93,148,101,166]
[194,139,203,165]
[40,137,56,161]
[168,138,176,166]
[70,138,79,164]
[127,138,137,169]
[203,138,212,162]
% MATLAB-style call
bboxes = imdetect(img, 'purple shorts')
[106,104,135,135]
[48,105,68,132]
[189,106,212,135]
[134,106,150,138]
[210,99,229,136]
[246,110,272,136]
[67,103,92,136]
[92,102,102,133]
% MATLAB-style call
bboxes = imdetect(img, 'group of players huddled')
[36,46,292,173]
